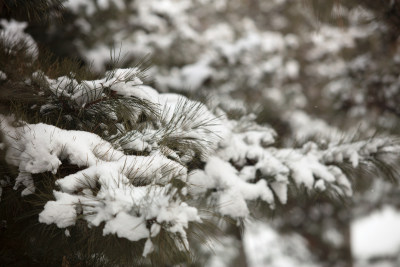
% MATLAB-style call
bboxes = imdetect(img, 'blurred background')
[2,0,400,266]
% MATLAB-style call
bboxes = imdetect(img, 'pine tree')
[1,1,400,266]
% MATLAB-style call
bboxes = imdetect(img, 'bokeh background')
[2,0,400,266]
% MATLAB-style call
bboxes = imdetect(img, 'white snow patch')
[352,206,400,260]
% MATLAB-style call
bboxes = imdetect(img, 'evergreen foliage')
[1,1,400,266]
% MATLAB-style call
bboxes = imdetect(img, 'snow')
[202,236,239,267]
[0,19,38,59]
[180,60,213,91]
[183,107,398,217]
[244,221,317,267]
[102,212,149,241]
[41,68,145,108]
[270,182,288,204]
[285,110,340,141]
[64,0,96,16]
[0,114,201,256]
[0,177,9,200]
[2,67,398,257]
[143,238,154,257]
[0,71,6,80]
[2,4,400,262]
[65,229,71,237]
[14,172,35,196]
[201,156,275,217]
[39,191,79,228]
[314,179,326,191]
[0,116,123,178]
[351,206,400,260]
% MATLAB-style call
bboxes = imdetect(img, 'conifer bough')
[1,1,400,266]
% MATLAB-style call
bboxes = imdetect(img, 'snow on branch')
[1,65,399,259]
[0,115,198,257]
[189,115,400,217]
[0,19,38,59]
[1,2,400,265]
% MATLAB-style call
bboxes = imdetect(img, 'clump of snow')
[2,0,400,264]
[200,156,274,217]
[0,115,200,256]
[3,65,399,258]
[36,69,225,161]
[352,206,400,261]
[244,221,317,267]
[0,177,10,200]
[0,71,6,80]
[0,19,38,59]
[39,68,145,108]
[285,110,341,141]
[14,172,35,196]
[187,111,388,215]
[64,0,125,16]
[39,191,79,228]
[180,60,213,91]
[102,212,149,241]
[201,236,240,267]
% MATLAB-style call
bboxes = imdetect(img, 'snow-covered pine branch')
[1,3,400,265]
[1,64,399,261]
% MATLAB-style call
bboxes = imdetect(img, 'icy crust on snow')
[0,116,200,256]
